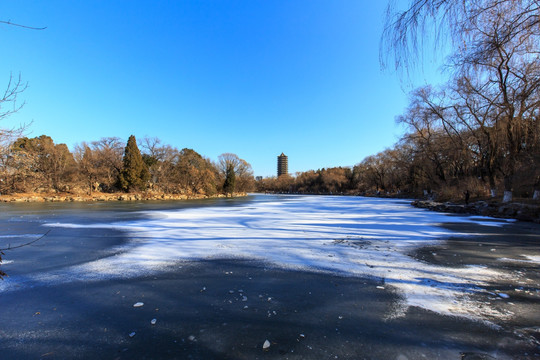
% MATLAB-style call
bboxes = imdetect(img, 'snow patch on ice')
[0,234,45,239]
[524,255,540,264]
[498,255,540,264]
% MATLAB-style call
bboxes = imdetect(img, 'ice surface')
[6,195,515,322]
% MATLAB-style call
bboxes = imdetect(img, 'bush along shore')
[412,199,540,224]
[0,192,247,203]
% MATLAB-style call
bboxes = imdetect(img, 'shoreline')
[412,199,540,223]
[0,191,248,203]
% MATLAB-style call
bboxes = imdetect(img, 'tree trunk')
[503,175,513,203]
[488,174,497,198]
[503,190,513,203]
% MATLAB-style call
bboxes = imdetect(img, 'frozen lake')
[1,195,529,323]
[1,194,539,359]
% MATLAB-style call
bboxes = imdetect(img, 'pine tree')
[119,135,149,191]
[223,163,236,196]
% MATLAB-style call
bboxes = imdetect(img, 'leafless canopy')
[380,0,540,73]
[0,73,27,122]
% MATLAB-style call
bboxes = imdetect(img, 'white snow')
[0,234,46,239]
[5,195,516,323]
[498,256,540,264]
[524,255,540,264]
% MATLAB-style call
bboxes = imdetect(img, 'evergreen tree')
[223,163,236,195]
[119,135,149,191]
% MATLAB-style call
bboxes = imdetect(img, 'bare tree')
[383,0,540,201]
[217,153,255,193]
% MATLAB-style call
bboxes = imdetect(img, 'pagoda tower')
[277,153,288,177]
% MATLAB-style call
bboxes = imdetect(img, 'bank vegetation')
[0,132,255,201]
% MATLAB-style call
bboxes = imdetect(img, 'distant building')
[277,153,288,177]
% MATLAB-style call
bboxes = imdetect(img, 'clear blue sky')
[0,1,443,177]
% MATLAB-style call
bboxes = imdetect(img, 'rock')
[263,340,271,350]
[129,332,136,338]
[412,199,540,223]
[460,352,496,359]
[133,302,144,307]
[498,293,510,299]
[151,318,157,325]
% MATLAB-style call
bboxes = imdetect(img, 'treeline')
[0,134,255,196]
[257,168,357,195]
[258,125,539,201]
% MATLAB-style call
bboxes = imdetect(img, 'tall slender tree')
[119,135,149,192]
[223,163,236,196]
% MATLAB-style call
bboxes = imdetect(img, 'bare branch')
[0,230,51,251]
[0,73,27,121]
[0,20,46,30]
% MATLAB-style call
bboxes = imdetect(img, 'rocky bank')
[412,199,540,223]
[0,192,247,203]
